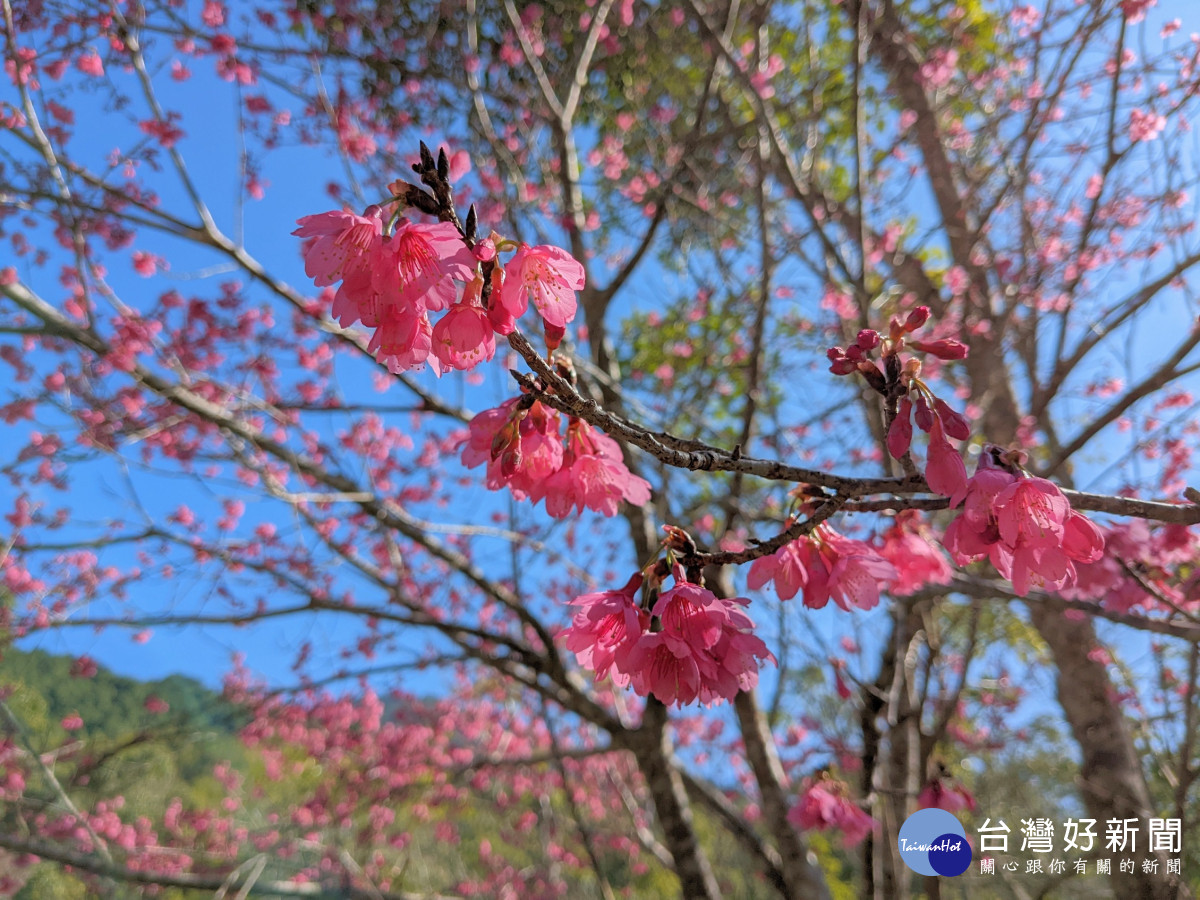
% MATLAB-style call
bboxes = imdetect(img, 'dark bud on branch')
[662,524,698,557]
[856,361,888,395]
[884,352,902,387]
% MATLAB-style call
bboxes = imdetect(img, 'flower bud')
[856,329,881,350]
[827,347,856,375]
[490,417,522,459]
[904,306,930,332]
[544,320,566,352]
[472,238,497,262]
[910,338,968,360]
[913,394,935,432]
[500,447,523,478]
[934,397,970,441]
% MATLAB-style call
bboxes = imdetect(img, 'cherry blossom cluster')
[943,447,1104,596]
[746,519,899,611]
[787,777,876,848]
[1063,520,1199,614]
[828,306,972,505]
[560,568,775,707]
[293,206,584,374]
[460,397,650,518]
[874,511,955,596]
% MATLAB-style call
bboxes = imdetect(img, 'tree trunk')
[1027,603,1188,899]
[632,698,726,900]
[732,689,834,900]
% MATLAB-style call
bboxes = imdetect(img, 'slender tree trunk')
[632,698,726,900]
[732,689,834,900]
[1027,603,1188,899]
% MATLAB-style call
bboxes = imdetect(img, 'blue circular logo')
[898,809,972,877]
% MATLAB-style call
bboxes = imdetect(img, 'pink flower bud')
[888,398,914,459]
[909,338,968,360]
[855,329,880,350]
[473,238,496,262]
[827,347,856,375]
[933,398,970,441]
[904,306,930,332]
[913,395,935,432]
[925,420,968,507]
[544,321,566,352]
[500,448,523,478]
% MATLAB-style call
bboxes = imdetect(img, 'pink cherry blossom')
[533,420,650,518]
[497,244,585,328]
[788,779,876,848]
[875,512,954,596]
[560,575,647,687]
[703,625,774,703]
[460,398,564,499]
[824,531,900,611]
[619,575,773,707]
[431,279,495,370]
[447,148,471,182]
[331,250,395,329]
[296,211,488,374]
[747,532,818,600]
[622,633,702,707]
[748,524,897,611]
[293,208,383,287]
[653,580,729,652]
[1129,108,1166,143]
[1061,519,1179,613]
[383,219,475,312]
[76,50,104,77]
[942,450,1104,596]
[994,477,1070,549]
[367,304,440,375]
